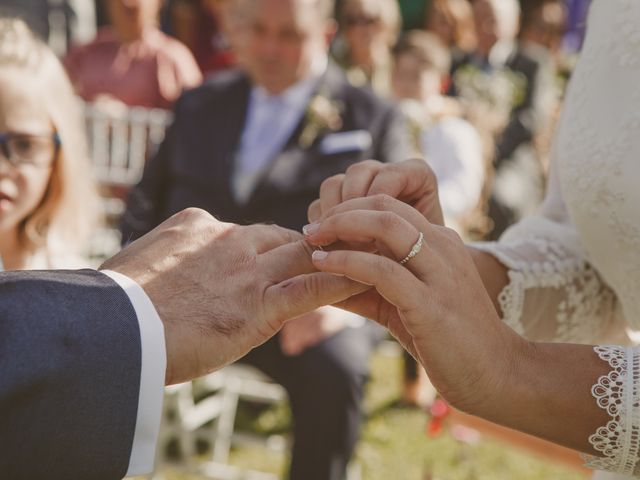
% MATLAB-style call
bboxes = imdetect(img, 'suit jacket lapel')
[209,75,251,195]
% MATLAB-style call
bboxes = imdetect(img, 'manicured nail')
[312,250,329,261]
[303,222,320,236]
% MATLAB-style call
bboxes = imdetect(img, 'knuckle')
[266,224,299,244]
[408,157,430,169]
[180,207,214,223]
[324,204,339,219]
[303,273,324,298]
[308,200,321,221]
[374,254,395,278]
[344,162,361,176]
[372,193,395,211]
[346,160,375,175]
[361,159,383,170]
[409,159,438,186]
[440,226,463,244]
[279,273,323,313]
[297,238,316,258]
[319,174,344,194]
[379,211,402,233]
[384,163,405,178]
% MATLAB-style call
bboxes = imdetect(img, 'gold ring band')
[399,232,424,265]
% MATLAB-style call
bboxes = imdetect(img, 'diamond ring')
[399,232,424,265]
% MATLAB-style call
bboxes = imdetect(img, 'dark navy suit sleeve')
[0,269,142,480]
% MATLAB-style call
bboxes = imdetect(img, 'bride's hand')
[308,159,445,226]
[303,195,530,415]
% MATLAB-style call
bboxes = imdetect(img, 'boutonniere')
[452,64,527,134]
[453,64,527,112]
[299,93,343,149]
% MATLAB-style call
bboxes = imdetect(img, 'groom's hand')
[101,208,367,385]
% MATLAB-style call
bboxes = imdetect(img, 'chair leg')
[213,376,240,464]
[346,460,362,480]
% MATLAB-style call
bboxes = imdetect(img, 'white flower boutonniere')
[299,93,343,149]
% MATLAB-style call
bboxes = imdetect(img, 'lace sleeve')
[584,345,640,476]
[470,107,620,344]
[472,227,616,344]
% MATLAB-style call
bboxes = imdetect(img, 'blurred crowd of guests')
[2,0,587,238]
[0,0,590,479]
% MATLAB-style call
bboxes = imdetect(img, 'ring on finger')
[399,232,424,265]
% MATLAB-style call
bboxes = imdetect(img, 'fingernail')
[303,222,320,236]
[312,250,329,261]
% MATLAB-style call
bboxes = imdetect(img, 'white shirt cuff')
[101,269,166,477]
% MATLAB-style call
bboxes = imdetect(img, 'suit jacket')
[0,270,141,480]
[496,43,555,165]
[121,63,411,238]
[450,43,555,166]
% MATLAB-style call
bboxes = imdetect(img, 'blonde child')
[0,17,99,270]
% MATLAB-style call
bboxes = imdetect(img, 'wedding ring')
[399,232,424,265]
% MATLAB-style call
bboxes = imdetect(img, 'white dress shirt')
[421,117,484,231]
[101,270,166,477]
[232,56,328,204]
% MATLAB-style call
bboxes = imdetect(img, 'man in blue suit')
[0,208,364,480]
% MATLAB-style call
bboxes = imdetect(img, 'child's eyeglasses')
[0,132,60,170]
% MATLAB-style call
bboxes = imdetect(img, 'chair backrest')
[84,102,173,188]
[83,101,173,261]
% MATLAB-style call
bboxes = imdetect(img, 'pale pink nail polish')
[303,222,320,236]
[312,250,329,261]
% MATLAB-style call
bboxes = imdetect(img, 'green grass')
[156,350,589,480]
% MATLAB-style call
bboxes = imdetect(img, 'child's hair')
[0,17,100,258]
[393,31,452,76]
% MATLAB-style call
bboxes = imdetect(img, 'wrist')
[467,246,509,316]
[459,327,536,421]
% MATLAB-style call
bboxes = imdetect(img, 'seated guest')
[393,31,484,234]
[391,30,484,406]
[520,0,568,66]
[424,0,476,78]
[121,0,411,478]
[65,0,203,109]
[0,17,100,270]
[451,0,555,239]
[517,0,567,172]
[0,0,96,55]
[169,0,245,75]
[333,0,401,96]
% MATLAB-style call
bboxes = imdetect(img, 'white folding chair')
[152,367,287,480]
[83,102,173,260]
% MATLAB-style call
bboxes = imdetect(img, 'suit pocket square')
[319,130,373,155]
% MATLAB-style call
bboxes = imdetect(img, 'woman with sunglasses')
[0,17,99,270]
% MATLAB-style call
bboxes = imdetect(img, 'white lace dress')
[472,0,640,477]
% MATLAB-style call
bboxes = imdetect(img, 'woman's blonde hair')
[0,17,100,260]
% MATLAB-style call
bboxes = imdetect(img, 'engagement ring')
[399,232,424,265]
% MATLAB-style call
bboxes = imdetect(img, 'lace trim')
[474,239,613,342]
[584,345,640,476]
